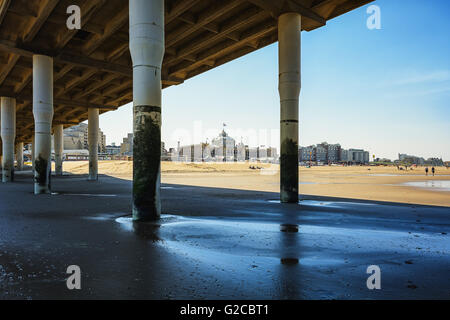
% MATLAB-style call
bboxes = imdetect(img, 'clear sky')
[96,0,450,161]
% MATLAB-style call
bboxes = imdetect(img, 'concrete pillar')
[279,13,301,203]
[129,0,164,221]
[33,55,53,194]
[53,124,64,175]
[0,107,2,169]
[1,97,16,182]
[16,142,24,171]
[88,108,99,181]
[31,135,35,172]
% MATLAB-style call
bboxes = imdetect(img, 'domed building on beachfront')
[175,127,278,163]
[211,129,236,162]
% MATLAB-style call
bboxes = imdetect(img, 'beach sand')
[56,161,450,207]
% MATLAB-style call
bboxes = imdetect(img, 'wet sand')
[3,170,450,299]
[58,161,450,207]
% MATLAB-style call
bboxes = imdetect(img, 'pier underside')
[0,0,372,143]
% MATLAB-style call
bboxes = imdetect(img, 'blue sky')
[97,0,450,161]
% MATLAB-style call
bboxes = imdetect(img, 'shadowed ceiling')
[0,0,373,143]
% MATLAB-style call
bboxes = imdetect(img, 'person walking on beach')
[432,167,435,176]
[425,167,429,176]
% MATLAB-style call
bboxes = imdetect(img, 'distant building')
[211,130,236,162]
[118,134,167,157]
[247,146,278,163]
[58,123,106,153]
[340,149,348,162]
[106,143,121,155]
[300,142,369,164]
[120,133,133,156]
[327,143,341,163]
[315,143,328,163]
[177,143,210,162]
[235,142,247,162]
[398,153,425,165]
[299,146,315,162]
[424,158,444,166]
[347,149,370,164]
[99,135,106,153]
[175,129,277,163]
[177,130,236,162]
[258,146,278,163]
[63,124,86,150]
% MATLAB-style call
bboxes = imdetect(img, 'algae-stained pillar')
[53,124,64,175]
[279,13,301,203]
[129,0,164,221]
[1,97,16,182]
[88,108,99,181]
[0,108,2,169]
[33,55,54,194]
[16,142,24,171]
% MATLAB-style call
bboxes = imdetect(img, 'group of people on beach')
[425,167,436,176]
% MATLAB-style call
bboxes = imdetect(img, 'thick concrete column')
[279,13,301,203]
[88,108,99,181]
[53,124,64,175]
[129,0,164,221]
[16,142,24,171]
[0,107,2,169]
[31,135,35,172]
[33,55,53,194]
[1,97,16,182]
